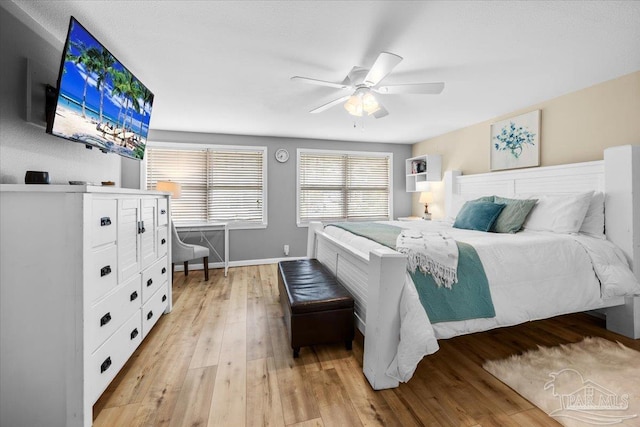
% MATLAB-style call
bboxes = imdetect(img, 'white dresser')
[0,185,172,427]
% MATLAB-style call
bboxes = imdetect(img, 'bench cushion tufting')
[278,259,354,314]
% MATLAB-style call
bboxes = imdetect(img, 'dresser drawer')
[87,244,118,304]
[158,198,168,226]
[158,227,168,258]
[142,286,169,339]
[87,310,141,404]
[141,256,168,304]
[91,199,117,247]
[87,275,142,353]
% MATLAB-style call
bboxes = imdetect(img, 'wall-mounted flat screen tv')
[46,17,154,161]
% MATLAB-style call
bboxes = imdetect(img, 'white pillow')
[523,191,594,233]
[579,192,605,239]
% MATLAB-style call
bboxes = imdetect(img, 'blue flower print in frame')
[490,110,540,171]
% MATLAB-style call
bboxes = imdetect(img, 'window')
[145,144,267,227]
[297,149,392,225]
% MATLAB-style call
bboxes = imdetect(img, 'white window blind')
[298,150,391,224]
[146,146,266,225]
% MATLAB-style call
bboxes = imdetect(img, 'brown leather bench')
[278,259,355,358]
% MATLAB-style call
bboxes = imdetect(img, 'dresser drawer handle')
[161,267,167,274]
[162,294,167,302]
[100,217,112,227]
[100,312,112,327]
[160,209,166,215]
[161,238,166,245]
[130,328,139,340]
[147,278,153,287]
[138,221,146,234]
[130,291,138,301]
[100,357,112,374]
[147,311,154,321]
[100,265,112,277]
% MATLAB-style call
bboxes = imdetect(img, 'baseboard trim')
[172,256,307,272]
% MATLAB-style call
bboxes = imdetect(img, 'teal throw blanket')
[327,222,495,323]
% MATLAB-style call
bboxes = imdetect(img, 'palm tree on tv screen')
[88,47,115,126]
[137,86,153,137]
[111,70,128,131]
[110,69,141,145]
[66,40,95,119]
[125,78,142,134]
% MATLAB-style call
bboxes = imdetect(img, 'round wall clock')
[275,148,289,163]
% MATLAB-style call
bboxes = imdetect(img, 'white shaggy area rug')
[483,337,640,426]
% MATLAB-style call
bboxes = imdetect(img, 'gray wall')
[138,130,413,261]
[1,2,413,263]
[0,3,121,185]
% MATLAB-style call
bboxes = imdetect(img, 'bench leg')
[345,340,352,351]
[293,347,300,358]
[203,256,209,281]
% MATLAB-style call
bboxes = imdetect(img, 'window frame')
[296,148,393,227]
[142,141,268,230]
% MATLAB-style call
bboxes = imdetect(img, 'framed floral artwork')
[490,110,540,171]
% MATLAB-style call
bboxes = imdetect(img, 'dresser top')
[0,184,168,196]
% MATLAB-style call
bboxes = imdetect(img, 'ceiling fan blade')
[342,66,361,86]
[309,95,351,114]
[363,52,403,86]
[374,82,445,95]
[372,103,389,119]
[291,76,351,90]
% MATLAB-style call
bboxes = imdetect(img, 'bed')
[306,145,640,390]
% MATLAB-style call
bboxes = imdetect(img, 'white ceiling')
[9,1,640,144]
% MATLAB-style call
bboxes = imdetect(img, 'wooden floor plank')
[510,408,562,426]
[268,313,321,425]
[93,403,139,427]
[189,298,229,369]
[207,271,248,427]
[247,290,273,361]
[207,320,247,427]
[246,357,287,427]
[307,368,364,427]
[287,418,325,427]
[168,365,217,427]
[333,355,404,426]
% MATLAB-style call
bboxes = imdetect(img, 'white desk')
[176,222,229,276]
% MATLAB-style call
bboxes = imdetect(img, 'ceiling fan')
[291,52,445,119]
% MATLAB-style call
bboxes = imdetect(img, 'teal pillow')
[492,196,538,233]
[473,195,495,203]
[453,201,505,232]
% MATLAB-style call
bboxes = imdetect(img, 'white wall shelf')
[405,154,442,192]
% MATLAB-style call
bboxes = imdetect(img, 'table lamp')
[419,192,433,220]
[156,181,182,199]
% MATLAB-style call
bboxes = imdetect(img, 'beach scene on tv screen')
[51,19,153,160]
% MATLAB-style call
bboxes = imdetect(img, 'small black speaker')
[25,171,50,184]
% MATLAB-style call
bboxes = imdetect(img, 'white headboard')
[445,160,604,218]
[443,145,639,280]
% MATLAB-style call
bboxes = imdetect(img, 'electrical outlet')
[284,244,289,256]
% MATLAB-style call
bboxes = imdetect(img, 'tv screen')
[47,17,154,161]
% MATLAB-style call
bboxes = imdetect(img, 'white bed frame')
[306,145,640,390]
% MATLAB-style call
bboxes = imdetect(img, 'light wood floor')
[94,265,640,426]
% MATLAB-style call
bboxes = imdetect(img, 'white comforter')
[324,220,640,382]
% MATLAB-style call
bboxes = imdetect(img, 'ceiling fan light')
[362,92,380,114]
[344,94,363,117]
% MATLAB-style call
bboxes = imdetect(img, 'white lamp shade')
[344,94,363,116]
[156,181,182,199]
[419,192,433,204]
